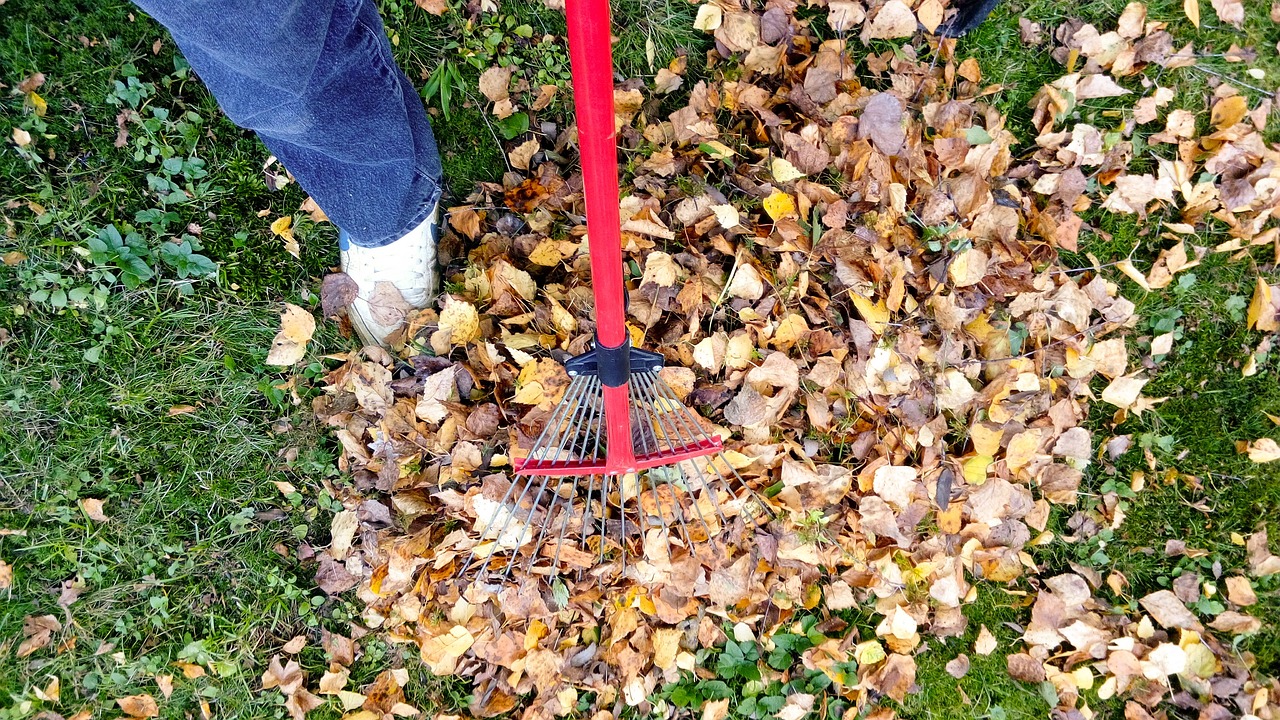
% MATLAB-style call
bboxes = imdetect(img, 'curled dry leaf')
[265,303,316,367]
[80,498,109,522]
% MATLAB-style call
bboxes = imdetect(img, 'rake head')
[460,345,768,583]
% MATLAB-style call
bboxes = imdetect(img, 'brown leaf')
[1225,576,1257,606]
[1006,653,1047,683]
[415,0,449,14]
[321,273,359,317]
[80,498,109,522]
[946,654,971,678]
[315,555,357,594]
[265,303,316,366]
[17,615,61,658]
[282,635,307,654]
[448,205,482,240]
[1210,0,1244,27]
[1208,610,1261,634]
[861,0,916,40]
[1140,589,1203,631]
[859,93,905,156]
[116,694,159,719]
[19,72,46,94]
[478,66,513,102]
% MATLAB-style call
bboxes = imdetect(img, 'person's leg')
[134,0,442,345]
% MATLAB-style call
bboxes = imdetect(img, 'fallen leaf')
[81,498,109,522]
[1245,438,1280,463]
[116,694,159,719]
[271,216,299,259]
[321,273,359,317]
[265,303,316,366]
[415,0,449,14]
[17,615,60,658]
[762,190,797,221]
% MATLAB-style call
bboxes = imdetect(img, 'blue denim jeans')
[133,0,443,248]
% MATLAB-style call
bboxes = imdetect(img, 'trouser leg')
[133,0,443,248]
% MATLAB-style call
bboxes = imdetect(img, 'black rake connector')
[564,337,665,387]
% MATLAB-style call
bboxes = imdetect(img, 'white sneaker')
[339,206,439,348]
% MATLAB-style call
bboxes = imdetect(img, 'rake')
[460,0,768,582]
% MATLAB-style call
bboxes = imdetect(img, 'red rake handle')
[565,0,638,470]
[565,0,627,348]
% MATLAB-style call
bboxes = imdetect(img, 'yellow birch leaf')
[963,455,993,485]
[771,157,805,182]
[1184,0,1200,27]
[437,296,481,345]
[1117,259,1152,291]
[850,293,889,334]
[763,190,797,221]
[1247,275,1277,331]
[271,216,300,259]
[28,92,48,117]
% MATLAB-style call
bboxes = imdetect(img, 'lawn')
[1,0,1278,718]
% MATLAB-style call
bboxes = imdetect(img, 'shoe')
[339,205,439,348]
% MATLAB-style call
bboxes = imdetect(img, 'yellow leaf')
[1116,259,1152,291]
[265,303,316,366]
[1184,0,1200,26]
[1247,275,1277,331]
[853,640,886,665]
[962,455,993,484]
[28,91,48,117]
[701,140,735,159]
[693,3,723,31]
[948,248,988,287]
[271,216,299,259]
[419,625,474,675]
[437,296,481,346]
[527,237,576,266]
[771,157,805,182]
[850,293,889,335]
[762,190,797,221]
[1211,95,1248,130]
[771,313,809,351]
[1101,374,1148,410]
[270,215,294,240]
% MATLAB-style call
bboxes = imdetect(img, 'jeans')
[133,0,443,248]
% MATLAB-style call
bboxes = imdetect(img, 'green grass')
[2,0,1278,718]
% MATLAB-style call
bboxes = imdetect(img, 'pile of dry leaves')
[286,0,1280,718]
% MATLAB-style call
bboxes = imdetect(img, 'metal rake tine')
[596,472,611,577]
[628,382,669,518]
[518,474,574,578]
[529,377,602,578]
[459,376,596,578]
[639,373,733,531]
[631,376,702,547]
[618,466,631,579]
[639,372,728,545]
[549,475,578,573]
[554,379,606,577]
[576,473,596,585]
[495,379,600,580]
